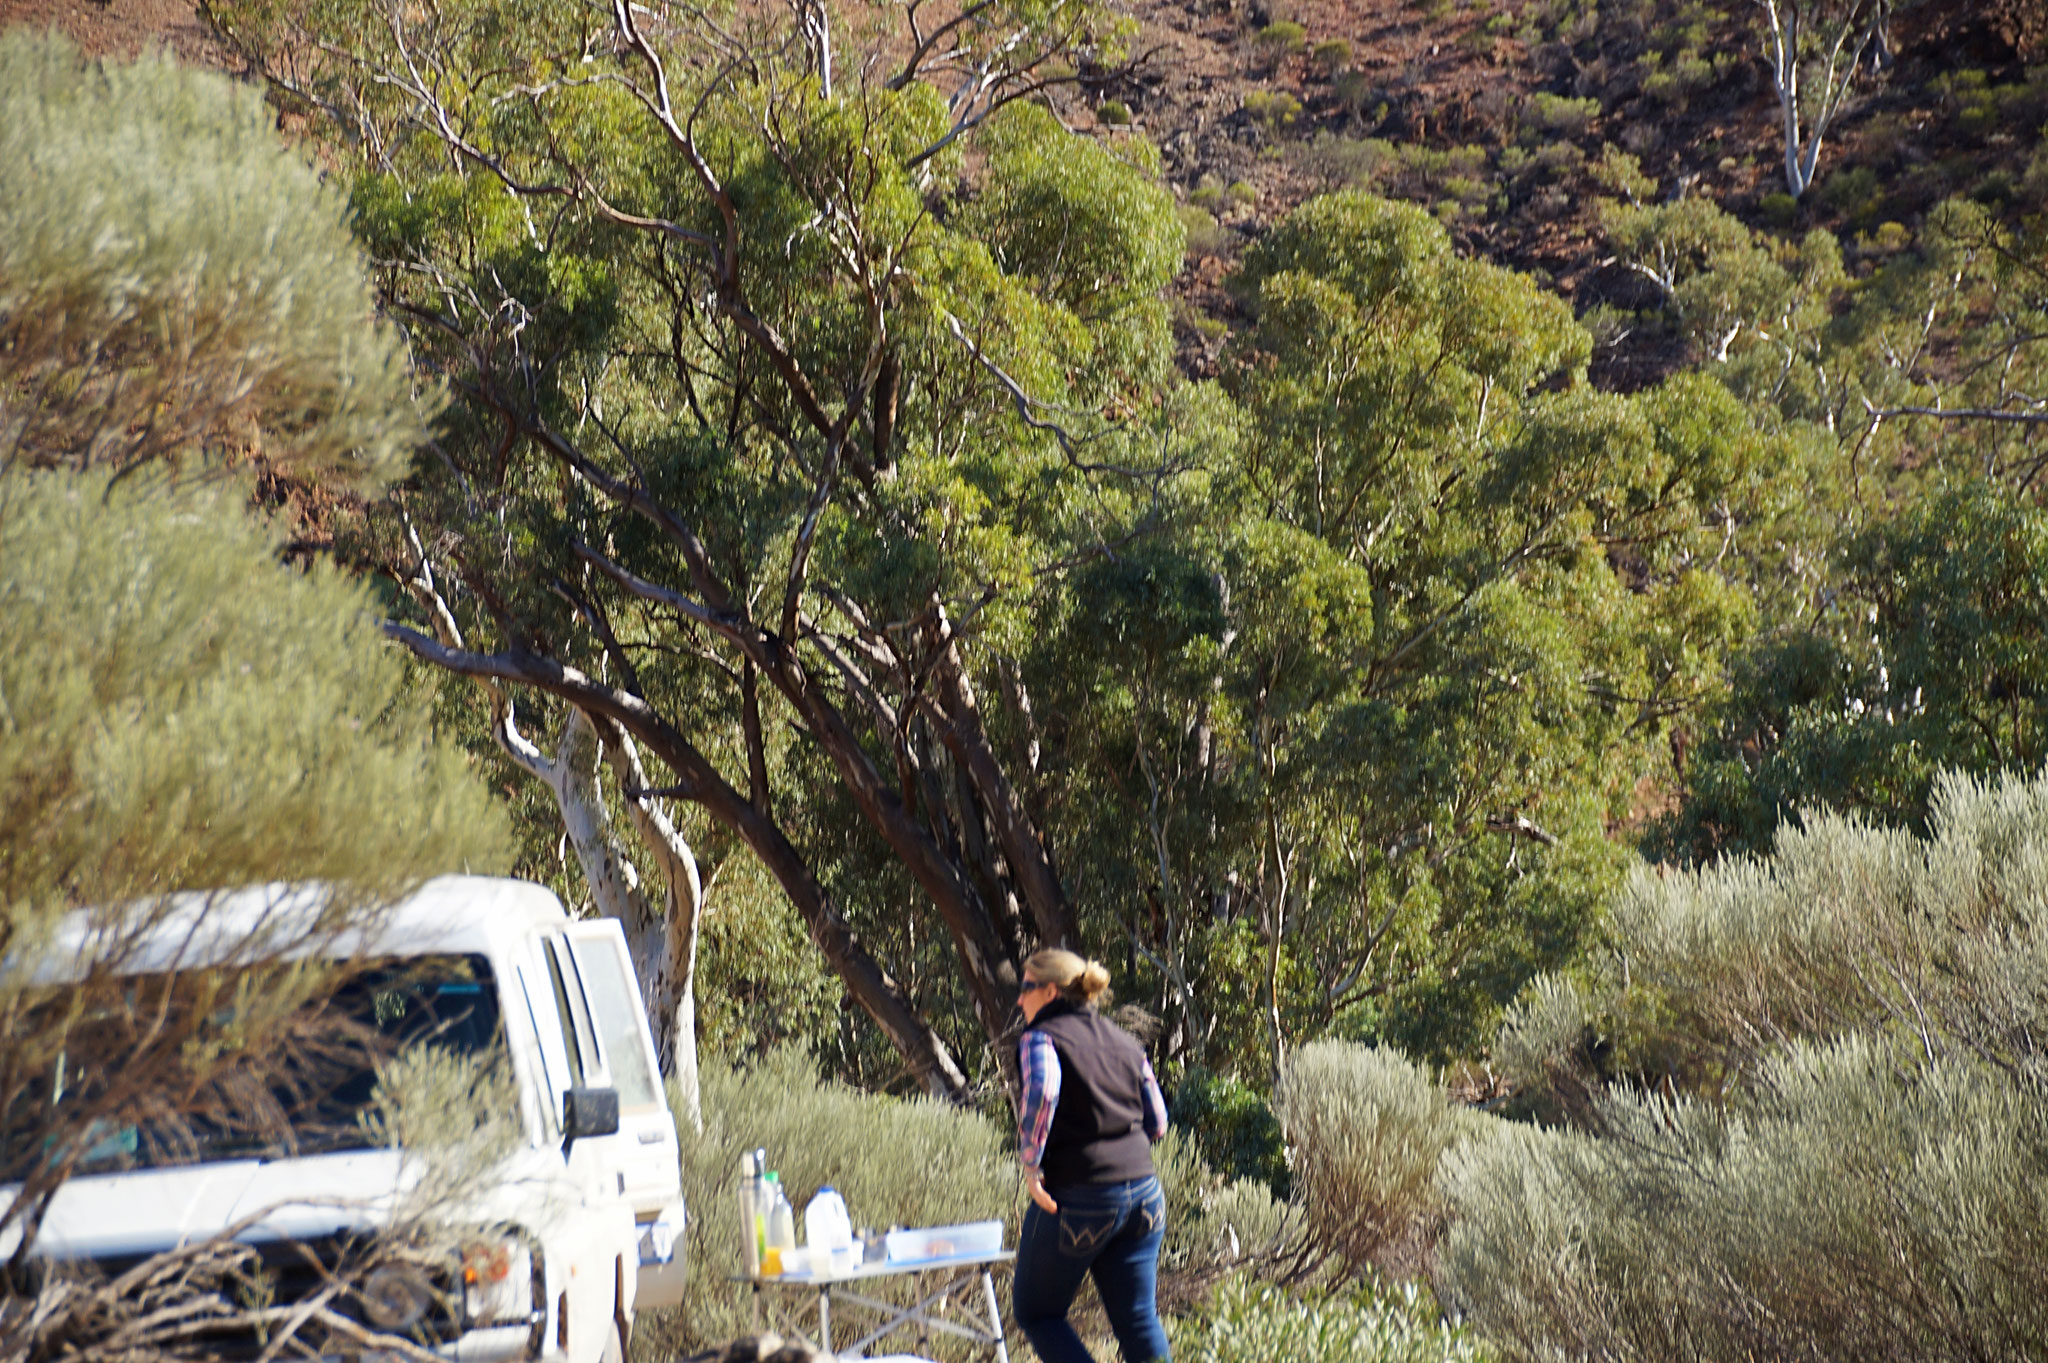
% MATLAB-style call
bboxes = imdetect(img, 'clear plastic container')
[884,1219,1003,1263]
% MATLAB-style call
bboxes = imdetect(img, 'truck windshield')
[0,954,504,1179]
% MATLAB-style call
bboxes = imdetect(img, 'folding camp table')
[741,1249,1014,1361]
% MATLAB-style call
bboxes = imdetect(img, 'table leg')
[751,1281,762,1331]
[818,1286,832,1355]
[980,1269,1009,1363]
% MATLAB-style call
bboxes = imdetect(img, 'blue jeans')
[1013,1174,1170,1363]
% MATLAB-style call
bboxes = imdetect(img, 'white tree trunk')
[501,703,705,1133]
[546,708,651,932]
[1757,0,1880,198]
[604,730,705,1135]
[397,535,704,1130]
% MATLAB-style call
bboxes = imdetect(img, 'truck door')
[562,921,687,1309]
[530,936,621,1202]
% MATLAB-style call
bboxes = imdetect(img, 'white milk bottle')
[805,1186,856,1274]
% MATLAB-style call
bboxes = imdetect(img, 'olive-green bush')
[1154,1127,1302,1281]
[1276,1041,1485,1275]
[1443,770,2048,1362]
[1170,1275,1490,1363]
[0,31,424,484]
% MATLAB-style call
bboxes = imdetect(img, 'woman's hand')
[1023,1166,1059,1214]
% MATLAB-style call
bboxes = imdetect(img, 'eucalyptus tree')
[1038,193,1811,1067]
[1752,0,1894,197]
[208,0,1189,1099]
[1658,484,2048,860]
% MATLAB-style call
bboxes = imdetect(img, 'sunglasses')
[1018,978,1051,997]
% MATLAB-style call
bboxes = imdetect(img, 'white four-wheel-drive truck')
[0,876,688,1362]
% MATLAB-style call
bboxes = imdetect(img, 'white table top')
[744,1249,1015,1287]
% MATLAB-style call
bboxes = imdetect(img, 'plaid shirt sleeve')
[1017,1029,1061,1170]
[1140,1057,1169,1142]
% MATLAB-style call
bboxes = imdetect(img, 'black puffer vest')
[1027,999,1156,1188]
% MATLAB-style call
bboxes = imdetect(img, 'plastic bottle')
[805,1185,855,1275]
[736,1151,765,1276]
[753,1149,773,1268]
[766,1173,797,1255]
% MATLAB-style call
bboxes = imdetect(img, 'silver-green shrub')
[362,1046,525,1215]
[1277,1041,1484,1274]
[1605,769,2048,1088]
[1171,1275,1491,1363]
[1442,770,2048,1362]
[1490,975,1590,1094]
[1155,1127,1304,1278]
[0,31,425,484]
[0,468,508,932]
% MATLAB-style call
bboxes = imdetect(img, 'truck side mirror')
[561,1086,620,1151]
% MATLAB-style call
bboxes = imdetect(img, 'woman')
[1012,949,1172,1363]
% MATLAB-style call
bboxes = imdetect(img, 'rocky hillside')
[12,0,2043,390]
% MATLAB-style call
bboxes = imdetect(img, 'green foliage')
[1627,767,2048,1081]
[1662,485,2048,859]
[0,466,511,1216]
[1152,1126,1303,1275]
[1488,974,1589,1094]
[1169,1067,1290,1195]
[362,1046,524,1212]
[0,31,424,485]
[970,100,1182,343]
[1446,772,2048,1362]
[1172,1276,1491,1363]
[0,33,504,1273]
[1835,200,2048,482]
[1179,204,1231,258]
[1243,90,1304,130]
[1311,39,1353,71]
[1518,93,1599,141]
[1602,194,1845,386]
[1589,145,1655,203]
[1292,134,1398,188]
[692,856,843,1063]
[1640,49,1719,109]
[1255,21,1308,57]
[1074,190,1802,1064]
[1097,98,1132,125]
[1815,163,1883,223]
[212,0,1209,1095]
[1333,70,1386,123]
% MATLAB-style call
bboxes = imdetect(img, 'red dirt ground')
[1,0,223,62]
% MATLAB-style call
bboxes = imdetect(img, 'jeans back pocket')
[1056,1206,1120,1257]
[1136,1182,1165,1236]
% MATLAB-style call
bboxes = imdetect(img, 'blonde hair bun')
[1023,947,1115,1009]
